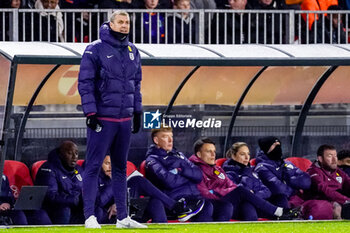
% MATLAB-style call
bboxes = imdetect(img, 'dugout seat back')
[31,160,47,181]
[285,157,312,172]
[3,160,33,199]
[77,159,85,167]
[127,161,138,176]
[215,158,227,167]
[139,160,146,176]
[250,158,257,167]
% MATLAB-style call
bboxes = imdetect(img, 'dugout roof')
[1,42,350,160]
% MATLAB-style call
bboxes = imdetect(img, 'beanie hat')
[258,136,280,154]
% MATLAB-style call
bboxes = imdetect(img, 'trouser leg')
[223,186,278,217]
[190,199,213,222]
[212,200,233,221]
[128,176,176,209]
[83,121,115,219]
[110,120,131,220]
[144,198,167,223]
[268,194,289,209]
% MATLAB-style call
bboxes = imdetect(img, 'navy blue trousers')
[268,194,289,209]
[83,120,131,221]
[128,176,175,223]
[220,186,278,220]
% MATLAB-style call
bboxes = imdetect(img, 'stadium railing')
[1,8,350,44]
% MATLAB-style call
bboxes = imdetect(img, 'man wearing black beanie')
[254,136,311,208]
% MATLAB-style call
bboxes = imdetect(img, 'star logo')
[143,110,162,129]
[150,110,162,122]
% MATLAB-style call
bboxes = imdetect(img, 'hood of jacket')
[99,22,129,47]
[47,148,77,175]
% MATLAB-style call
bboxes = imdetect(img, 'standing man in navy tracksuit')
[78,10,146,229]
[35,141,84,224]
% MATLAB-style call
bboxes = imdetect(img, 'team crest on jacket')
[76,174,83,181]
[336,176,343,184]
[129,52,134,61]
[214,170,225,179]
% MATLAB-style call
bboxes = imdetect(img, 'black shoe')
[278,207,302,220]
[172,198,205,222]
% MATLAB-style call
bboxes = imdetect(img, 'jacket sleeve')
[133,47,142,114]
[254,163,294,197]
[0,176,15,206]
[78,45,99,115]
[35,167,78,207]
[241,174,271,200]
[178,157,203,184]
[97,184,113,207]
[196,179,220,200]
[309,169,350,205]
[282,162,311,190]
[146,156,194,189]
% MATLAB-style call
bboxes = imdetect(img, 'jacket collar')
[99,22,129,47]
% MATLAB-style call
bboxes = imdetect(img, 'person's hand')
[0,203,11,211]
[86,114,102,132]
[132,112,142,134]
[108,204,117,219]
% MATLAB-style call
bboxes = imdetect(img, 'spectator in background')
[338,149,350,176]
[255,136,311,208]
[145,126,209,222]
[304,145,350,219]
[74,11,99,42]
[222,142,272,220]
[35,141,84,224]
[247,0,283,44]
[324,5,347,43]
[29,0,65,41]
[130,0,166,43]
[210,0,248,44]
[190,138,300,221]
[98,0,133,8]
[167,0,196,43]
[300,0,338,34]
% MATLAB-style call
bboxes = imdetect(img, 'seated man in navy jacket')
[145,125,209,222]
[255,136,311,208]
[95,155,199,223]
[35,141,84,224]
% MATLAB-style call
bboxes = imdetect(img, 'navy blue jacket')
[145,144,202,200]
[339,165,350,177]
[0,175,14,206]
[78,22,142,117]
[254,152,311,197]
[222,159,271,200]
[96,172,113,209]
[35,148,83,208]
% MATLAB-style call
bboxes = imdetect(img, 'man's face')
[60,143,78,168]
[110,14,130,34]
[233,145,250,166]
[145,0,159,9]
[259,0,273,6]
[102,156,112,178]
[174,0,190,17]
[153,131,173,152]
[228,0,247,10]
[197,143,216,165]
[42,0,58,9]
[319,149,338,170]
[11,0,21,8]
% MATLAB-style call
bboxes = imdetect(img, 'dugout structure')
[1,42,350,182]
